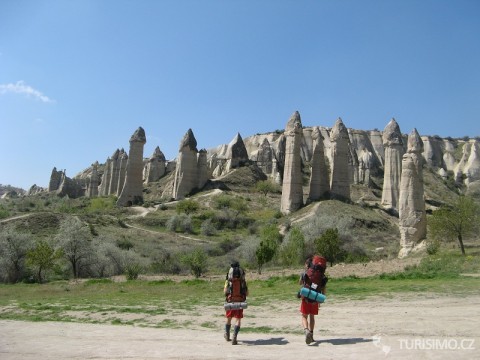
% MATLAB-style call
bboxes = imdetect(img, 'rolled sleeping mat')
[224,302,248,310]
[300,287,326,303]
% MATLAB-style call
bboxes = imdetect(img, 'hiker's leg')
[301,314,309,330]
[232,312,242,345]
[224,317,232,341]
[309,314,315,332]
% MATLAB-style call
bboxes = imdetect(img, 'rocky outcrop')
[308,127,329,201]
[225,133,249,171]
[399,128,426,258]
[250,138,274,176]
[27,184,45,196]
[117,151,128,195]
[85,162,100,198]
[329,118,351,201]
[144,146,166,184]
[197,149,209,190]
[280,111,304,214]
[117,127,147,206]
[172,129,208,200]
[56,171,84,198]
[455,140,480,186]
[47,167,84,198]
[381,118,404,210]
[358,147,374,186]
[48,167,63,192]
[210,133,250,177]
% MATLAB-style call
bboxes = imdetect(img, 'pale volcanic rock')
[398,128,426,258]
[117,127,147,206]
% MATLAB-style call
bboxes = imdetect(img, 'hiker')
[223,261,248,345]
[299,255,327,344]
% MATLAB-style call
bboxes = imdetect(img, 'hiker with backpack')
[223,261,248,345]
[299,255,328,345]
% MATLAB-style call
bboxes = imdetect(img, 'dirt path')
[1,294,479,359]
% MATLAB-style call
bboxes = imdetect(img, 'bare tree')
[55,217,92,278]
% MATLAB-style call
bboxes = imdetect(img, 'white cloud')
[0,80,54,103]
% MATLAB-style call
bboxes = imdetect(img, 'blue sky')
[1,0,479,190]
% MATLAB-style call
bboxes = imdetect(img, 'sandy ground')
[1,293,479,360]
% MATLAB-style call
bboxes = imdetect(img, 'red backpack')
[303,255,327,291]
[225,264,248,302]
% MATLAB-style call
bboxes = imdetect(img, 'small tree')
[280,226,305,266]
[55,217,92,278]
[26,240,62,283]
[314,228,341,266]
[0,227,33,283]
[181,248,208,278]
[255,224,282,273]
[176,199,199,215]
[255,180,280,197]
[429,196,480,255]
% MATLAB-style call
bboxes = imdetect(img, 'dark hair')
[231,261,240,268]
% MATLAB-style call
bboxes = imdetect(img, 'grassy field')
[1,251,479,330]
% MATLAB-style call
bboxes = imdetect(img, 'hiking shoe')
[232,336,238,345]
[224,332,231,342]
[305,330,313,345]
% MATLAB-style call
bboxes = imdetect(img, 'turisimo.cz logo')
[398,338,475,351]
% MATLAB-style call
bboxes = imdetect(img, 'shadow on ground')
[311,337,374,346]
[242,337,289,346]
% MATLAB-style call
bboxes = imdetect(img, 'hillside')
[1,156,468,284]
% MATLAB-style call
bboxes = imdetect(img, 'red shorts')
[300,299,319,315]
[225,309,244,319]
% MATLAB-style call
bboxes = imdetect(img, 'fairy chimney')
[117,127,147,206]
[308,127,329,201]
[172,129,199,200]
[381,118,404,210]
[144,146,166,183]
[330,118,351,200]
[280,111,304,214]
[398,128,426,258]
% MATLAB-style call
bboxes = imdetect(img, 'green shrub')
[181,248,208,278]
[125,263,142,280]
[176,199,199,215]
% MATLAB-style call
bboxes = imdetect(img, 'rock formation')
[85,162,99,198]
[144,146,166,183]
[48,167,63,192]
[47,167,84,198]
[224,133,249,171]
[455,140,480,186]
[108,149,122,195]
[172,129,207,200]
[98,156,111,196]
[358,147,374,185]
[251,138,274,176]
[308,127,329,201]
[280,111,304,214]
[27,184,45,195]
[117,151,128,195]
[329,118,351,200]
[398,128,426,258]
[197,149,209,190]
[381,118,404,210]
[117,127,147,206]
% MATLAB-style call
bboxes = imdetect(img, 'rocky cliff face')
[40,117,478,205]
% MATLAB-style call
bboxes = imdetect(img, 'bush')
[201,219,216,236]
[176,199,199,215]
[426,238,440,255]
[181,248,208,278]
[166,214,193,233]
[314,228,342,266]
[125,263,142,280]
